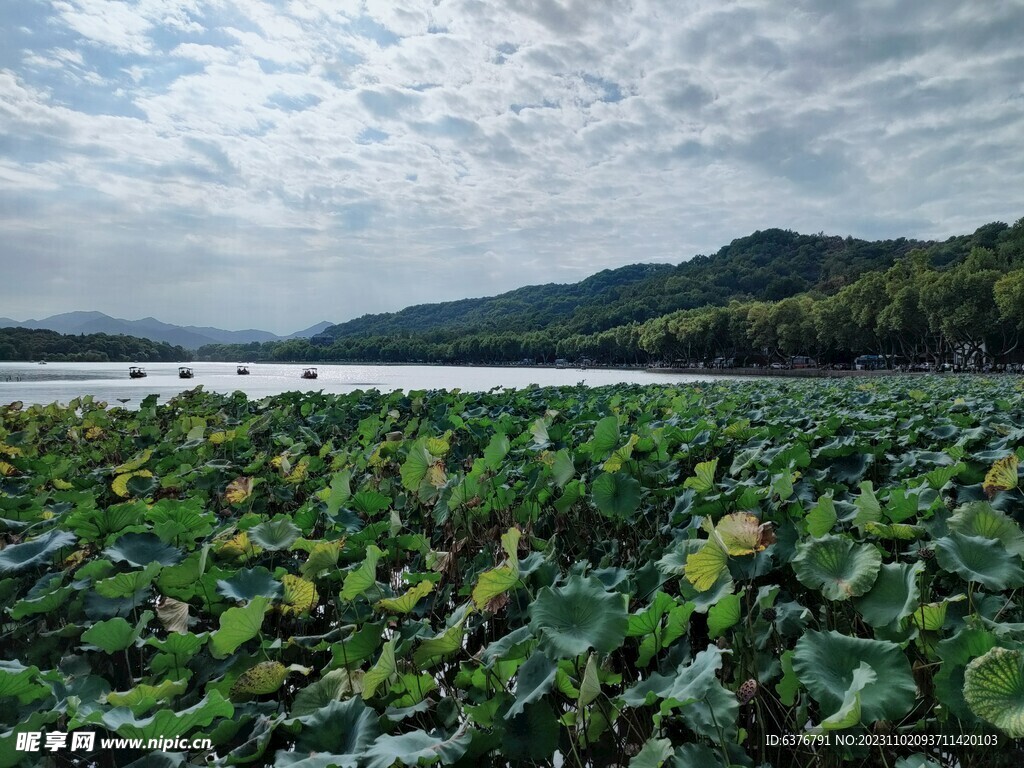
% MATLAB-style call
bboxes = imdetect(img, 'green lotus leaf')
[104,532,182,567]
[854,561,924,629]
[0,529,77,573]
[106,679,189,715]
[362,637,397,700]
[0,660,43,699]
[793,630,916,723]
[806,495,837,537]
[923,462,966,490]
[683,458,718,494]
[400,439,433,491]
[502,653,554,721]
[290,670,366,718]
[340,545,384,602]
[529,575,628,659]
[853,481,882,531]
[792,535,881,601]
[375,579,432,615]
[552,449,575,487]
[364,728,472,768]
[816,661,874,731]
[248,516,300,551]
[948,502,1024,557]
[81,610,153,654]
[300,539,343,578]
[628,738,674,768]
[621,646,724,710]
[935,532,1024,591]
[828,452,873,485]
[10,583,74,619]
[216,567,283,601]
[934,628,998,720]
[501,701,559,762]
[328,622,384,670]
[66,501,144,544]
[592,472,641,521]
[101,691,233,742]
[286,697,380,763]
[591,415,620,457]
[707,592,741,639]
[413,619,466,669]
[320,470,352,515]
[483,432,510,470]
[210,596,270,658]
[964,646,1024,736]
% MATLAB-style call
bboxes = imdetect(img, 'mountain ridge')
[0,313,332,350]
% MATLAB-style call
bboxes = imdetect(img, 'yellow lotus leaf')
[0,461,16,477]
[52,478,73,490]
[427,460,447,489]
[112,470,154,498]
[684,541,728,592]
[426,435,451,456]
[984,455,1019,498]
[114,448,153,474]
[208,430,235,444]
[285,457,309,484]
[225,476,254,505]
[280,574,319,616]
[715,512,776,556]
[0,443,22,457]
[219,531,260,561]
[85,426,104,440]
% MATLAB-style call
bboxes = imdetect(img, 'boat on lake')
[128,366,147,378]
[301,367,318,379]
[237,364,250,375]
[178,366,194,379]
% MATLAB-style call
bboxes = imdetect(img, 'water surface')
[0,361,733,407]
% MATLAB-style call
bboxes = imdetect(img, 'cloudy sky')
[1,1,1023,334]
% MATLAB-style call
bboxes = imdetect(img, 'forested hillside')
[195,220,1024,366]
[0,327,192,362]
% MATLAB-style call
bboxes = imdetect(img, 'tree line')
[0,327,192,363]
[193,219,1024,367]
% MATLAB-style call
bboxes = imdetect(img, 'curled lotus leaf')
[0,530,77,573]
[983,454,1019,498]
[793,630,915,723]
[792,535,881,601]
[964,646,1024,737]
[935,532,1024,591]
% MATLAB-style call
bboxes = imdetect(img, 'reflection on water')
[0,361,725,408]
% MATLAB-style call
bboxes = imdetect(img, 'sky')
[1,1,1023,334]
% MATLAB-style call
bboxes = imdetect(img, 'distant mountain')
[285,321,334,339]
[320,229,927,342]
[0,312,332,350]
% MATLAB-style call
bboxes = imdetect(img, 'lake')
[0,361,734,407]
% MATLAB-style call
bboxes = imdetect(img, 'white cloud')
[0,1,1021,332]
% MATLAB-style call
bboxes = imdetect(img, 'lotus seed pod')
[736,678,758,704]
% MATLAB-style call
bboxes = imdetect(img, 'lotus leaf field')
[2,378,1024,768]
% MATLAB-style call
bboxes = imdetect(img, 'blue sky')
[1,1,1023,334]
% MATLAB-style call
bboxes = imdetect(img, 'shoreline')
[646,366,908,378]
